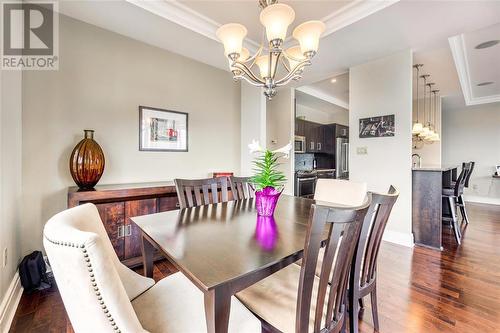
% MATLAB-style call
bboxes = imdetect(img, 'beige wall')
[21,15,241,253]
[349,50,413,246]
[266,88,294,194]
[442,102,500,205]
[0,69,23,313]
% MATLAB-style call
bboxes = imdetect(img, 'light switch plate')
[357,146,368,155]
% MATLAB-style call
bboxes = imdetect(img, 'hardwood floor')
[9,202,500,332]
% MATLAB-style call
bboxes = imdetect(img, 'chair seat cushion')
[132,272,260,333]
[116,263,155,300]
[236,264,328,333]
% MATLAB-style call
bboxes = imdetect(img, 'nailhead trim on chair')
[44,235,121,333]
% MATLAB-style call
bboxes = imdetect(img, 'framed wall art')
[139,106,188,152]
[359,114,395,138]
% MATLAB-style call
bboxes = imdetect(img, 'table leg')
[141,234,155,278]
[204,287,231,333]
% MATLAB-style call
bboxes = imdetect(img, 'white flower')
[272,142,292,159]
[248,139,264,154]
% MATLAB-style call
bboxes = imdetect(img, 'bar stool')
[458,162,474,224]
[442,165,470,244]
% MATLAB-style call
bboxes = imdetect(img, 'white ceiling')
[295,90,347,117]
[57,0,500,110]
[303,72,350,106]
[448,23,500,108]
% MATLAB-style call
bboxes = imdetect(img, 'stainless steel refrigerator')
[336,137,349,179]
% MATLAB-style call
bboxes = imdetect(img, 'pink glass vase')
[255,187,282,216]
[255,216,278,251]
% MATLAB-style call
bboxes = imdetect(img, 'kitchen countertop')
[412,165,459,172]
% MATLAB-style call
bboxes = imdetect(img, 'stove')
[295,169,336,198]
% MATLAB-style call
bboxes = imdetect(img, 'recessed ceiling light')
[330,78,337,83]
[477,81,494,86]
[475,40,499,49]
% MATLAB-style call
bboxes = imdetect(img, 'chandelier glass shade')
[216,1,325,99]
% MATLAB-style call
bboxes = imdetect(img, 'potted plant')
[248,140,291,216]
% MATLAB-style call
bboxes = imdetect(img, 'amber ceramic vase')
[70,130,105,189]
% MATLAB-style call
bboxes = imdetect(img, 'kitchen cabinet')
[305,121,321,153]
[295,118,306,136]
[323,125,335,154]
[336,124,349,138]
[295,119,347,155]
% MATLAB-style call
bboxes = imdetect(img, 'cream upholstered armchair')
[43,203,260,333]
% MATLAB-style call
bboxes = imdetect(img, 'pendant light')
[429,90,441,142]
[419,74,430,138]
[412,64,424,134]
[424,82,436,139]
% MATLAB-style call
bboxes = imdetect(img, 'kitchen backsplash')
[295,153,315,171]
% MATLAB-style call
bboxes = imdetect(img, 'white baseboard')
[0,272,23,333]
[463,195,500,206]
[382,230,414,248]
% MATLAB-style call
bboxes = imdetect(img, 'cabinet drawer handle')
[118,226,125,238]
[317,143,321,150]
[125,225,132,236]
[175,203,180,208]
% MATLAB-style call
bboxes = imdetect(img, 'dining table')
[131,194,321,333]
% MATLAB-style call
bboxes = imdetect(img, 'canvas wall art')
[359,114,395,138]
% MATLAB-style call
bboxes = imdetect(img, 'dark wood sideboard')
[68,181,180,268]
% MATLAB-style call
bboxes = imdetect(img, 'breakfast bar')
[412,165,458,250]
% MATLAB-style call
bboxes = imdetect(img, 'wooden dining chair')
[349,186,399,333]
[229,176,255,200]
[237,196,371,333]
[174,177,230,209]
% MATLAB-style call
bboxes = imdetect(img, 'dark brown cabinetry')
[125,199,157,260]
[95,202,126,260]
[335,124,349,138]
[68,181,179,267]
[296,119,340,154]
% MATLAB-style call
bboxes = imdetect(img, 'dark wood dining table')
[131,194,319,333]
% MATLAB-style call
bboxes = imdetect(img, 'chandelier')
[216,0,325,99]
[412,64,440,148]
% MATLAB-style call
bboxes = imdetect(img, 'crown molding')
[128,0,399,51]
[449,34,500,106]
[321,0,401,38]
[296,86,349,110]
[125,0,260,49]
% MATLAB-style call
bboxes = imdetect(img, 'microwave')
[294,135,306,153]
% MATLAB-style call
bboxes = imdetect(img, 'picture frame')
[359,114,395,138]
[139,106,188,152]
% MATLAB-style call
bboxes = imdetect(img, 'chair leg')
[371,285,380,332]
[348,287,359,333]
[448,196,461,245]
[458,195,470,225]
